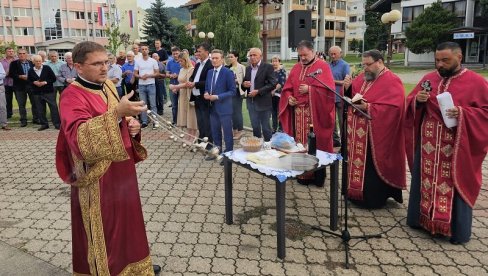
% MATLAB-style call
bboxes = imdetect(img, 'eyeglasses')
[361,61,377,67]
[83,60,110,68]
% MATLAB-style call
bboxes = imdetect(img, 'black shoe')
[141,123,148,129]
[32,119,41,125]
[219,160,224,166]
[38,125,49,131]
[157,110,164,115]
[153,264,161,274]
[205,155,216,161]
[20,122,27,127]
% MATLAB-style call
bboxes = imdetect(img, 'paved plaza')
[0,65,486,276]
[0,121,487,276]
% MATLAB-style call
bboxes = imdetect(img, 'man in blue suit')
[204,49,236,164]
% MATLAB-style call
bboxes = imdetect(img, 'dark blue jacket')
[205,66,236,116]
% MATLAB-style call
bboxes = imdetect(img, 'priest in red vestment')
[406,42,488,244]
[55,41,157,275]
[343,50,406,208]
[279,40,336,186]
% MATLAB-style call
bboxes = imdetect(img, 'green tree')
[364,0,388,51]
[0,40,17,57]
[169,18,194,52]
[105,23,123,54]
[481,0,488,18]
[405,1,458,54]
[195,0,260,58]
[142,0,176,48]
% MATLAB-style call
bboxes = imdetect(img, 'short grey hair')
[64,52,72,58]
[31,54,42,62]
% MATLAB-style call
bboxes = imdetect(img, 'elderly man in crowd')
[45,50,65,94]
[58,52,77,89]
[108,53,123,98]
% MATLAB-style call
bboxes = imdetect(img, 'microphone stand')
[306,74,381,269]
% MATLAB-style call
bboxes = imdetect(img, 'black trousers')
[14,85,38,123]
[194,95,213,145]
[33,91,60,127]
[5,85,14,118]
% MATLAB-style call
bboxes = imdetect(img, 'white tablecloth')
[224,149,342,182]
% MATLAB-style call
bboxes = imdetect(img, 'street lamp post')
[198,31,215,45]
[381,10,401,68]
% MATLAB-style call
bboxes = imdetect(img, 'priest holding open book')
[405,42,488,244]
[343,50,406,209]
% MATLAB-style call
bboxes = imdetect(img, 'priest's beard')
[437,62,460,78]
[364,71,376,81]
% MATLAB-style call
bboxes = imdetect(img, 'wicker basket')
[240,137,263,152]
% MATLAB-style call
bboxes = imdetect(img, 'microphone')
[306,69,322,77]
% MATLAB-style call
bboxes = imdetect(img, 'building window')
[442,1,466,26]
[16,27,34,36]
[12,8,33,17]
[350,16,357,23]
[402,5,424,31]
[267,40,281,53]
[326,21,334,30]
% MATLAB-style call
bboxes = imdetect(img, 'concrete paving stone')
[193,205,211,214]
[22,239,49,252]
[42,240,69,254]
[169,213,189,223]
[157,231,178,243]
[396,249,430,266]
[219,233,241,246]
[33,251,55,263]
[283,263,309,276]
[260,234,278,249]
[205,213,223,224]
[221,224,241,235]
[420,250,455,265]
[242,224,262,236]
[369,238,396,251]
[198,232,219,245]
[164,221,184,233]
[259,260,285,276]
[349,249,381,266]
[38,228,62,241]
[304,249,328,264]
[172,243,194,258]
[202,222,222,234]
[211,257,236,275]
[187,213,206,223]
[406,265,438,276]
[429,265,461,275]
[151,242,172,257]
[193,244,216,258]
[0,227,22,238]
[235,259,261,275]
[285,248,307,264]
[215,244,239,259]
[188,256,212,273]
[55,229,71,242]
[373,250,404,266]
[17,227,41,240]
[177,232,199,244]
[164,256,189,273]
[456,265,488,275]
[310,265,339,276]
[354,264,386,276]
[174,204,193,214]
[151,212,170,222]
[447,251,482,266]
[146,231,159,244]
[303,236,327,250]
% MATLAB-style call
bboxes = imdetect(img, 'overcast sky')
[137,0,188,9]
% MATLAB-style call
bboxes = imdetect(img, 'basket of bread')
[240,136,263,152]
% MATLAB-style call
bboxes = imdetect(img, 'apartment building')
[183,0,351,60]
[346,0,366,54]
[374,0,488,65]
[0,0,139,55]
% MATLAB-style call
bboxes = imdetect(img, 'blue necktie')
[211,70,218,94]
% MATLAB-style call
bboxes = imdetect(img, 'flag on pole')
[114,8,120,25]
[97,7,106,26]
[128,10,135,28]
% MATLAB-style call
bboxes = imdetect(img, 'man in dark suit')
[27,54,60,131]
[187,43,214,157]
[8,48,38,127]
[242,48,277,141]
[204,49,236,163]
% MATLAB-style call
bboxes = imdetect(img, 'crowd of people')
[0,38,486,275]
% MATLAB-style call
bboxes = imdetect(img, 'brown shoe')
[233,130,243,140]
[1,126,11,131]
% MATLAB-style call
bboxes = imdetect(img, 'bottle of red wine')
[307,124,316,156]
